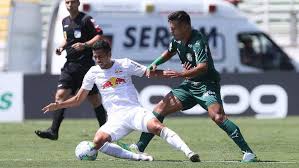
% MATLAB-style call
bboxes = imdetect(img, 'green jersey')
[168,29,220,82]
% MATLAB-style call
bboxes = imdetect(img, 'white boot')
[138,153,154,161]
[242,151,257,162]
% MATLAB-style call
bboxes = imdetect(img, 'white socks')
[160,127,192,156]
[98,127,193,160]
[99,142,140,160]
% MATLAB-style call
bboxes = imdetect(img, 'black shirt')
[62,12,103,62]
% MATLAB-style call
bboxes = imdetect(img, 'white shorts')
[99,106,156,142]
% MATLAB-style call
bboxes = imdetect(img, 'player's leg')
[87,86,107,127]
[118,84,196,153]
[129,92,183,152]
[35,88,71,140]
[146,117,200,162]
[35,66,75,140]
[198,82,256,162]
[207,103,256,162]
[94,122,153,161]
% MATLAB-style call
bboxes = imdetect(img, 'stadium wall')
[22,72,299,120]
[0,72,23,122]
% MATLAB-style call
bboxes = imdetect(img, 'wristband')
[147,56,165,69]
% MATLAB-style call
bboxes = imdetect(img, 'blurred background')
[1,0,299,122]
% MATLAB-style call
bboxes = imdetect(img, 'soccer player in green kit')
[119,11,257,162]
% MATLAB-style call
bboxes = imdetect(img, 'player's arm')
[145,69,170,78]
[43,66,95,113]
[85,34,101,48]
[72,16,103,51]
[164,40,209,78]
[148,50,175,70]
[56,38,67,55]
[150,63,207,79]
[148,38,178,70]
[42,88,89,113]
[171,62,208,78]
[71,35,102,51]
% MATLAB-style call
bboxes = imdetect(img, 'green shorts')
[171,80,223,111]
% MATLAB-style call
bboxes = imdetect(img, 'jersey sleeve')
[81,68,96,90]
[126,58,147,77]
[167,38,177,54]
[194,40,208,64]
[61,18,67,39]
[85,16,103,36]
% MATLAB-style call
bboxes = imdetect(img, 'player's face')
[168,20,188,40]
[65,0,79,13]
[93,49,112,69]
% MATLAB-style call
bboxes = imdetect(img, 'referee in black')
[35,0,107,140]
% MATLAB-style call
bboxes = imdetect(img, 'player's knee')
[209,110,226,124]
[147,119,164,135]
[55,95,65,102]
[55,92,68,102]
[93,132,109,150]
[55,89,71,102]
[208,103,226,124]
[213,114,226,124]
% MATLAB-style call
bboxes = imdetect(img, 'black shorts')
[58,61,98,95]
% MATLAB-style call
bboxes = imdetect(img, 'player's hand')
[147,64,157,71]
[182,62,193,79]
[145,69,151,78]
[55,47,64,55]
[72,42,85,51]
[163,70,182,78]
[42,102,59,113]
[182,62,193,70]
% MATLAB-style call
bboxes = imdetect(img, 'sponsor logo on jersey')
[102,77,126,89]
[74,29,81,38]
[186,53,193,61]
[202,90,216,98]
[115,69,123,74]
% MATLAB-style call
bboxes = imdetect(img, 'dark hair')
[92,40,111,53]
[168,11,191,25]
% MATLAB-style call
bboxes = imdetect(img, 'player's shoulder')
[193,29,207,43]
[115,58,134,64]
[170,38,179,44]
[80,12,92,22]
[62,16,70,23]
[114,58,132,67]
[88,65,103,74]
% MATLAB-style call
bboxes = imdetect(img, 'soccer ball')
[75,141,98,161]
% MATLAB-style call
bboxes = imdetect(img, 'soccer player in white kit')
[42,40,200,162]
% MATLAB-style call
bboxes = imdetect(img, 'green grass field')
[0,117,298,168]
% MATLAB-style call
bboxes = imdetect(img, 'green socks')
[218,119,253,153]
[136,111,165,152]
[136,115,253,153]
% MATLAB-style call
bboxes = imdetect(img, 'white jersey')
[81,58,146,119]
